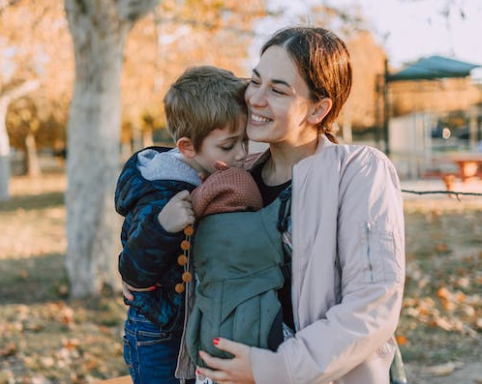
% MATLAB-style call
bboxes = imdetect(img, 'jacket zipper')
[366,223,374,282]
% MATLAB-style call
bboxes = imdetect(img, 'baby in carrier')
[185,166,292,369]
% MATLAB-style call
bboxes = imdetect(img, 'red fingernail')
[148,286,156,291]
[213,337,220,346]
[197,369,201,375]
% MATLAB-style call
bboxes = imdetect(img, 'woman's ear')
[308,98,333,125]
[177,137,197,158]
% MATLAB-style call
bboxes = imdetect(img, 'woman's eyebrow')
[252,68,291,88]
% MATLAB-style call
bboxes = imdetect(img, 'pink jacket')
[249,135,405,384]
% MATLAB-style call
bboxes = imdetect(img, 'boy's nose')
[236,142,248,161]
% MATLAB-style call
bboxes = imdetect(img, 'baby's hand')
[198,161,230,183]
[213,160,230,171]
[158,190,195,233]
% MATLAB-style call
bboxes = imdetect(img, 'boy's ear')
[177,137,197,158]
[308,98,333,125]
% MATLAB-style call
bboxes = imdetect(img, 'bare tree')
[64,0,160,298]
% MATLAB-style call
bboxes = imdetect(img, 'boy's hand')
[122,281,134,301]
[122,281,157,301]
[158,190,195,233]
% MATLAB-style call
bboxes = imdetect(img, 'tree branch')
[118,0,161,22]
[0,0,22,16]
[0,80,40,103]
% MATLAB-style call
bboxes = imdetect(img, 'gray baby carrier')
[185,191,291,367]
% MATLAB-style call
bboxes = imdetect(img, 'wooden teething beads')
[175,225,194,293]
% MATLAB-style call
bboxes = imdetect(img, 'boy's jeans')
[123,306,182,384]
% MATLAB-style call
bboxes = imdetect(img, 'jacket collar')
[246,133,335,171]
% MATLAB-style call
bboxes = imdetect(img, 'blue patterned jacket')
[115,146,201,332]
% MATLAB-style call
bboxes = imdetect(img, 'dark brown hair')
[261,27,352,144]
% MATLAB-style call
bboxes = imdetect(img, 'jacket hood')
[115,146,201,216]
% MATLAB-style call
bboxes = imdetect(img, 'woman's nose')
[246,85,266,107]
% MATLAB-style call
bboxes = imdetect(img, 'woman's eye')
[249,78,260,85]
[221,145,234,151]
[272,87,284,95]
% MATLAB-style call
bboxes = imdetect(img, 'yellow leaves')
[18,268,29,279]
[436,287,449,299]
[0,342,18,358]
[395,334,407,346]
[434,243,450,254]
[456,291,467,302]
[437,286,469,308]
[441,300,455,311]
[402,281,479,336]
[62,338,80,350]
[59,306,75,326]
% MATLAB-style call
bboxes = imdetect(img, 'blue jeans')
[123,307,183,384]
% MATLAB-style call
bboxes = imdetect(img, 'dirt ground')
[0,173,481,383]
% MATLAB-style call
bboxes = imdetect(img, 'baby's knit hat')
[191,167,263,219]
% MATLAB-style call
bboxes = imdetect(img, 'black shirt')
[250,162,295,331]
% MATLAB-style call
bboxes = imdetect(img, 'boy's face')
[194,119,248,175]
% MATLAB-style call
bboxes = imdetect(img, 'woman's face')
[245,45,319,146]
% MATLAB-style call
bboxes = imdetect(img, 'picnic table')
[450,153,482,181]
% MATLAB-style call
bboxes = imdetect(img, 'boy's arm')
[119,187,193,288]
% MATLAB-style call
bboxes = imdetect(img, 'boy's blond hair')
[164,66,248,151]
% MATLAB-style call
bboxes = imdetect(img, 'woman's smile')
[250,113,272,124]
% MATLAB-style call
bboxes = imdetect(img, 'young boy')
[114,65,248,384]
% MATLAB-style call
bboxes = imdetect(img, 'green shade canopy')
[388,55,481,82]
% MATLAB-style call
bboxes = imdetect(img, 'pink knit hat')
[191,167,263,219]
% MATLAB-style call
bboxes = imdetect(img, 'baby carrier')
[185,172,291,368]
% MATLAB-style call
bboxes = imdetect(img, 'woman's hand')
[197,338,255,384]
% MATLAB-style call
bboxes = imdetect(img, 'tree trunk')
[143,129,154,148]
[25,131,41,177]
[131,123,143,152]
[0,80,40,201]
[0,100,10,201]
[64,0,160,298]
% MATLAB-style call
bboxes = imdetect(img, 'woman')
[196,26,405,384]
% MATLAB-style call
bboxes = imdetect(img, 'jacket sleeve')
[119,186,185,288]
[250,148,405,384]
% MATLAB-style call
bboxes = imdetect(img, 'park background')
[1,0,481,383]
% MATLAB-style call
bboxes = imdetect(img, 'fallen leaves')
[399,208,482,368]
[426,361,462,376]
[395,334,408,346]
[0,343,17,358]
[0,298,126,383]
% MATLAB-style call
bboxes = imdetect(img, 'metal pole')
[383,59,390,156]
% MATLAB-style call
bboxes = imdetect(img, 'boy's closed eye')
[221,144,234,151]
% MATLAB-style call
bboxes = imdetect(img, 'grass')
[1,173,481,383]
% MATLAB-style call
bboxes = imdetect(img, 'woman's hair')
[261,27,352,144]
